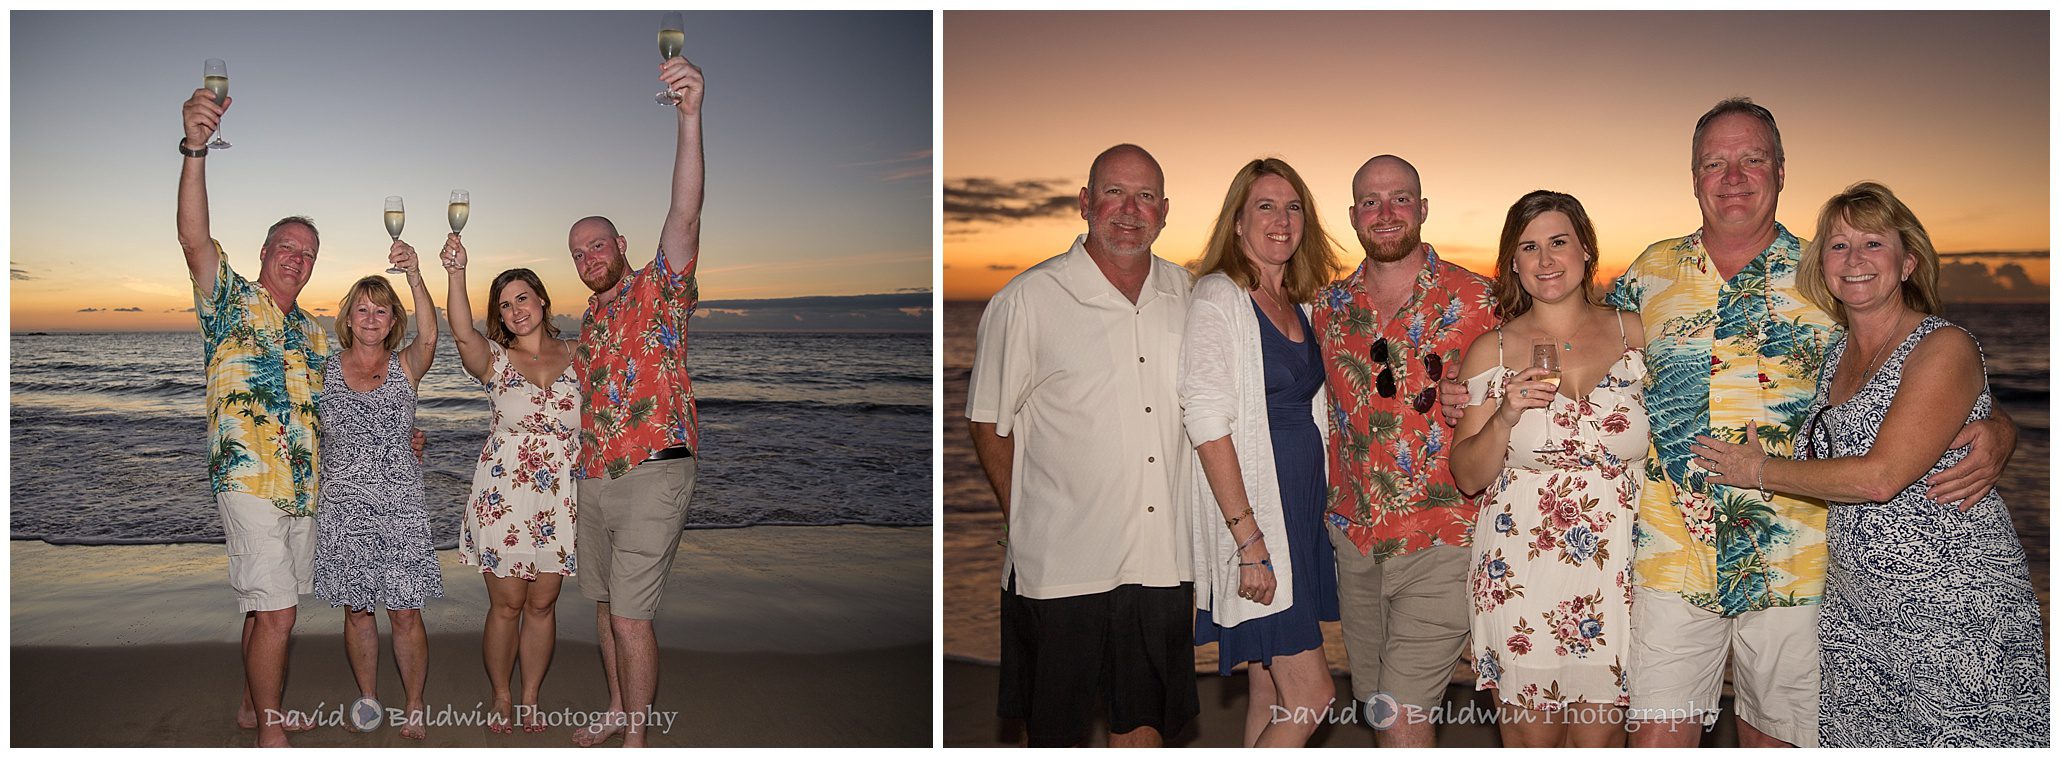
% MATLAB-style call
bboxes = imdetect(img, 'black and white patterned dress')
[313,351,443,611]
[1800,316,2047,747]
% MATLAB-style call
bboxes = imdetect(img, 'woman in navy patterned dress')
[312,242,443,740]
[1695,183,2045,747]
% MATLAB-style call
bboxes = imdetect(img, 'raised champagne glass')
[444,190,470,268]
[654,12,685,105]
[1531,340,1563,454]
[203,59,233,150]
[384,196,408,275]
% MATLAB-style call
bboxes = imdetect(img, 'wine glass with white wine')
[444,190,470,268]
[654,12,685,105]
[1530,340,1563,454]
[203,59,233,150]
[384,196,409,275]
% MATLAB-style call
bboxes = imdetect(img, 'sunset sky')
[11,10,932,332]
[942,11,2049,301]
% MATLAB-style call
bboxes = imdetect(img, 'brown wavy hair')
[1798,181,1941,326]
[336,275,406,351]
[1491,190,1601,322]
[485,268,558,346]
[1190,158,1342,303]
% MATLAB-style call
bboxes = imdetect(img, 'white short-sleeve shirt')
[966,235,1193,600]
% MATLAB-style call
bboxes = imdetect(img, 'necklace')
[1852,311,1911,386]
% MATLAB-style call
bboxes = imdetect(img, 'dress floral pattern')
[1804,317,2047,747]
[459,340,579,580]
[1311,247,1499,559]
[1467,327,1646,710]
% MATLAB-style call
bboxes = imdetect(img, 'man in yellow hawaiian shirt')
[1605,97,2017,748]
[176,87,327,746]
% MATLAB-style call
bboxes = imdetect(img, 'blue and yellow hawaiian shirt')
[194,245,331,516]
[1606,224,1839,616]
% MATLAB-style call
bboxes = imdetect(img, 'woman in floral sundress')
[1452,191,1645,747]
[442,235,580,734]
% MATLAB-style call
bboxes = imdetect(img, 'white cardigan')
[1177,272,1329,628]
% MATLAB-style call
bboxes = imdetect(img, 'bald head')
[1087,143,1164,193]
[1352,155,1422,198]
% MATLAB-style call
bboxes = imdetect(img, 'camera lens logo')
[1363,692,1400,731]
[349,697,384,732]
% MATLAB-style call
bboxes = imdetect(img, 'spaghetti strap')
[1613,311,1629,351]
[1495,328,1505,367]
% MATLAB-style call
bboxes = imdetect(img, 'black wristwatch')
[178,138,208,158]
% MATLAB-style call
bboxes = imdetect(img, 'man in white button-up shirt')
[967,144,1197,747]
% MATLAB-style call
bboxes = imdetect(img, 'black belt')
[646,445,694,461]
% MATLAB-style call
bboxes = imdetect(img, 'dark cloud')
[945,177,1075,226]
[688,292,931,333]
[77,308,101,313]
[986,264,1018,271]
[11,265,31,280]
[113,307,142,312]
[1936,257,2048,303]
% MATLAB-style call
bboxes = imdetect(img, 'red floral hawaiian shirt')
[1311,246,1499,558]
[575,247,699,480]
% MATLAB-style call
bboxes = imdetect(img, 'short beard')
[1358,228,1422,264]
[582,255,630,293]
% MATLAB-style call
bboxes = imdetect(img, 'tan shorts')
[576,456,697,620]
[1326,530,1471,714]
[1626,587,1820,746]
[218,492,315,613]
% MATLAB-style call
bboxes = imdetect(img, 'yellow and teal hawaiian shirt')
[1605,224,1839,616]
[194,245,331,516]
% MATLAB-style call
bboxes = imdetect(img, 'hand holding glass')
[655,12,685,105]
[202,59,232,150]
[384,196,408,274]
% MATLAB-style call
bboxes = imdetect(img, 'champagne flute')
[1531,340,1562,454]
[384,196,409,275]
[654,12,685,105]
[203,59,233,150]
[444,190,470,268]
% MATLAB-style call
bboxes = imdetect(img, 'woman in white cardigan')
[1179,158,1344,747]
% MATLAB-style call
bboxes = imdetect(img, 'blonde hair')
[335,275,407,351]
[1190,158,1342,303]
[1798,181,1942,326]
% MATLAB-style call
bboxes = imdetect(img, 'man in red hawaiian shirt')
[565,56,705,748]
[1309,155,1499,746]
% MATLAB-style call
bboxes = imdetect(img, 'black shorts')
[997,579,1199,747]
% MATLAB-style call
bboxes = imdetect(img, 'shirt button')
[1147,506,1156,513]
[1148,456,1155,463]
[1145,406,1152,413]
[1139,356,1146,363]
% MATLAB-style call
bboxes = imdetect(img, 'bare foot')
[487,697,513,735]
[400,704,428,740]
[242,708,317,732]
[571,712,625,747]
[519,702,547,734]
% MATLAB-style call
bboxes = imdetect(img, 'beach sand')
[11,525,931,747]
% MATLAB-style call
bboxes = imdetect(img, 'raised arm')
[439,234,493,382]
[1697,328,1984,504]
[390,239,438,384]
[657,56,705,277]
[176,89,229,293]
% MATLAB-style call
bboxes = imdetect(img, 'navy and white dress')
[1801,316,2047,747]
[1193,299,1340,673]
[313,351,443,611]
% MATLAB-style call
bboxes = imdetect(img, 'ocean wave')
[696,397,929,415]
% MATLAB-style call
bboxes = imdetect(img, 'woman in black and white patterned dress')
[1693,183,2045,747]
[312,241,443,740]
